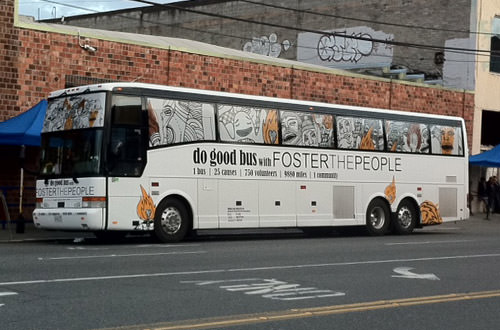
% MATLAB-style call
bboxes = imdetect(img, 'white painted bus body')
[110,144,466,231]
[33,83,469,238]
[35,143,467,231]
[34,178,106,230]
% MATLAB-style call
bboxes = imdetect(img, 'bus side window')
[430,125,464,156]
[385,120,430,154]
[280,111,333,148]
[218,105,277,145]
[147,98,216,146]
[337,116,383,151]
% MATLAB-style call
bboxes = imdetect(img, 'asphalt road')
[2,216,500,330]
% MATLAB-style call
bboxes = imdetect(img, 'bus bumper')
[33,208,105,231]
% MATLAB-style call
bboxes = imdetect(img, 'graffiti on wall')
[297,27,394,69]
[243,33,291,58]
[317,32,374,63]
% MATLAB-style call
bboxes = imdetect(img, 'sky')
[18,0,181,20]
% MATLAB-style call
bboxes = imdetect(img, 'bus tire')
[393,199,417,235]
[154,198,189,243]
[366,198,390,236]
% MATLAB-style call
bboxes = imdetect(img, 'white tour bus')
[33,83,469,242]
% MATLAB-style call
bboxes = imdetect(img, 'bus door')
[106,95,148,231]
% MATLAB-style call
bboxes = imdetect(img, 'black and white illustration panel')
[147,98,216,147]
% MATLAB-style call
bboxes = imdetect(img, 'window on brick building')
[491,17,500,73]
[65,75,116,88]
[481,110,500,147]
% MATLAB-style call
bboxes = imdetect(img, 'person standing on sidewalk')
[478,177,489,219]
[486,176,497,219]
[494,176,500,213]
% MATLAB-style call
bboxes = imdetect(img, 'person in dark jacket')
[478,177,489,219]
[486,176,498,219]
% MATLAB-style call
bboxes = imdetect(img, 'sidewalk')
[0,212,495,243]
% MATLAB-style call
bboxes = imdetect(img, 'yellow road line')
[96,289,500,330]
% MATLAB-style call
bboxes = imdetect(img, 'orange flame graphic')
[137,185,156,222]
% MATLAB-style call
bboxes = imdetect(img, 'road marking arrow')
[392,267,440,280]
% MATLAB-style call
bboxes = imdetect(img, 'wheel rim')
[397,206,412,229]
[160,206,182,234]
[370,206,386,230]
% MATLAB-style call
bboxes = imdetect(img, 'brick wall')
[0,1,20,121]
[0,0,474,221]
[2,1,474,124]
[52,0,471,75]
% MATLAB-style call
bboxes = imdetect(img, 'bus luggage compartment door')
[218,180,259,228]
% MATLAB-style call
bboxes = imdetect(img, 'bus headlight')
[82,196,106,208]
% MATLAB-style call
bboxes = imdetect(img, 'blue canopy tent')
[469,144,500,167]
[0,99,47,146]
[0,99,47,233]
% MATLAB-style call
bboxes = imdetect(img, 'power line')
[240,0,495,37]
[35,0,489,67]
[129,0,493,56]
[38,0,492,57]
[22,0,119,3]
[39,0,100,13]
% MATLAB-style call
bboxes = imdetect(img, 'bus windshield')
[40,129,104,177]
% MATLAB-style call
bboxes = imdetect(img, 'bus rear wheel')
[154,198,189,243]
[366,199,390,236]
[393,199,417,235]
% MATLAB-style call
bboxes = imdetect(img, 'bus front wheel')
[366,199,390,236]
[393,199,417,235]
[154,198,189,243]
